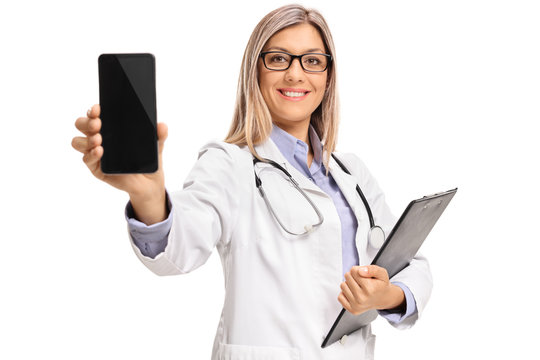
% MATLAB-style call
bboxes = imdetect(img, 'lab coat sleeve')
[340,153,433,330]
[128,141,241,276]
[387,252,432,329]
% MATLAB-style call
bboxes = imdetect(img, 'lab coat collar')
[254,137,327,197]
[328,154,366,223]
[254,137,366,223]
[254,138,367,236]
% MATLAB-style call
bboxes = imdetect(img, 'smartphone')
[98,53,158,174]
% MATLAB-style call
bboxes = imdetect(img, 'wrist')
[129,189,168,225]
[129,185,165,204]
[380,284,406,311]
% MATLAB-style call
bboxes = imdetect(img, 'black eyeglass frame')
[259,51,332,72]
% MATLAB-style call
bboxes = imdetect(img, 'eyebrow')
[266,46,325,53]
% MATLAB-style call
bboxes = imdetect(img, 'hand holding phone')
[72,104,169,225]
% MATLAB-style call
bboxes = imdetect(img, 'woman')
[72,4,432,359]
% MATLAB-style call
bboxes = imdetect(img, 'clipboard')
[321,188,457,348]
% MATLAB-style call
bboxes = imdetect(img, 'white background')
[1,0,539,358]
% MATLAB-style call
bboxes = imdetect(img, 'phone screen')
[98,53,158,174]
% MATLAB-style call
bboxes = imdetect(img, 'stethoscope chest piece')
[368,225,385,249]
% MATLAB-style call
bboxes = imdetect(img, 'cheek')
[259,74,280,100]
[257,64,269,98]
[314,78,327,103]
[257,71,268,92]
[320,74,328,93]
[310,72,327,97]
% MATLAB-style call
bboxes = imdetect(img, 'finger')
[71,136,89,153]
[87,104,101,119]
[82,145,104,174]
[352,265,371,278]
[72,133,102,153]
[338,292,352,312]
[351,272,373,295]
[354,265,389,281]
[344,271,363,301]
[340,281,357,304]
[75,115,101,136]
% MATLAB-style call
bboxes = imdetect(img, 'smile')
[277,88,310,101]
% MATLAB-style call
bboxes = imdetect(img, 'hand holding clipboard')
[321,188,458,348]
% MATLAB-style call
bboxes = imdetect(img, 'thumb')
[157,122,168,155]
[355,265,389,281]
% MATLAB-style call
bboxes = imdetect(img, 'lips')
[277,88,310,101]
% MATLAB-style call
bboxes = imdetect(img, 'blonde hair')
[225,4,339,169]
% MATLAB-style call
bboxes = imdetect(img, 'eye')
[304,56,321,65]
[270,55,287,63]
[302,54,328,71]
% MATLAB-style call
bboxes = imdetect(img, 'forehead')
[264,23,326,53]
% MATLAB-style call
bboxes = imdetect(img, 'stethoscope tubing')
[253,157,324,235]
[253,154,384,246]
[330,154,376,229]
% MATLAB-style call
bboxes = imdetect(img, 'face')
[258,23,328,130]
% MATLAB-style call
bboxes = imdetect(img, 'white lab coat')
[129,137,433,360]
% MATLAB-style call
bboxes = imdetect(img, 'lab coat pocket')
[217,343,300,360]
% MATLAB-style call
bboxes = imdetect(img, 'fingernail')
[87,108,92,117]
[360,266,368,273]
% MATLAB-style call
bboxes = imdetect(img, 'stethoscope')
[253,154,386,248]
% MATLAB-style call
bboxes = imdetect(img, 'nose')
[285,57,305,82]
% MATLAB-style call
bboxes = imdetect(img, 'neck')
[273,120,310,144]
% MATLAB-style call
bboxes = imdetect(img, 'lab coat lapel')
[255,138,328,197]
[327,155,366,225]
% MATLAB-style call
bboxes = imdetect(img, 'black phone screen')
[98,53,158,173]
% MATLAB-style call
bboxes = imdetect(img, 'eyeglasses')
[260,51,332,72]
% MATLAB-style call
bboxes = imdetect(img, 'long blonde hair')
[225,4,339,168]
